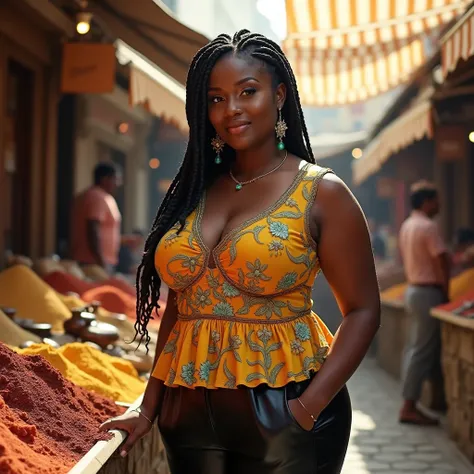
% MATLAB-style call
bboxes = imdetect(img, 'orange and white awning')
[352,97,433,185]
[116,40,188,132]
[441,5,474,79]
[283,0,468,106]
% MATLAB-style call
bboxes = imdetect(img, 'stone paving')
[341,357,473,474]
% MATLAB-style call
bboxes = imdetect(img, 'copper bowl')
[79,321,119,349]
[1,307,16,320]
[17,320,53,339]
[64,309,96,337]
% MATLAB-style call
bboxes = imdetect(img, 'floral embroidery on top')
[276,272,298,291]
[153,164,335,389]
[246,259,271,282]
[268,240,284,256]
[268,219,289,240]
[213,302,234,317]
[222,281,240,298]
[195,287,212,308]
[294,322,312,341]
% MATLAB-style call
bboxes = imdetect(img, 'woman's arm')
[100,288,178,455]
[290,174,380,427]
[139,288,178,420]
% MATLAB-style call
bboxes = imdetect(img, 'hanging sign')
[61,43,116,94]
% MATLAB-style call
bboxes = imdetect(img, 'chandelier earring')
[211,134,225,164]
[275,108,288,151]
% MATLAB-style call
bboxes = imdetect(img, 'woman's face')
[207,53,286,151]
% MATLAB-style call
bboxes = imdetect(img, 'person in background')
[117,230,145,276]
[368,218,387,262]
[71,162,122,275]
[452,228,474,272]
[398,180,450,425]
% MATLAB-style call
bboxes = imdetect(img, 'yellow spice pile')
[16,342,145,403]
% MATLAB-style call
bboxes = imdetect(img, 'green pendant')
[215,155,222,164]
[277,141,285,151]
[235,183,243,191]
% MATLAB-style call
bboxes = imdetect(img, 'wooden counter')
[377,299,445,412]
[432,308,474,464]
[378,298,408,379]
[68,396,170,474]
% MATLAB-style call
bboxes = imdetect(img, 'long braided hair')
[134,30,315,349]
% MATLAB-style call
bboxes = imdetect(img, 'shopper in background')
[71,162,122,275]
[368,218,387,262]
[398,180,450,425]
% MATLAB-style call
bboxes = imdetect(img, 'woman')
[101,30,380,474]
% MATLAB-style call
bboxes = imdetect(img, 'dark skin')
[100,53,380,450]
[87,174,121,269]
[86,221,105,268]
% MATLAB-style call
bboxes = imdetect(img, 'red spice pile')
[43,271,164,329]
[0,397,69,474]
[42,271,137,298]
[0,343,125,474]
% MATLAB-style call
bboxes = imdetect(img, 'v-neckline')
[194,162,310,264]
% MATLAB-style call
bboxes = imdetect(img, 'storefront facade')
[72,85,151,236]
[0,0,73,265]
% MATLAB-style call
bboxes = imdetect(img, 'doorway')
[2,58,34,257]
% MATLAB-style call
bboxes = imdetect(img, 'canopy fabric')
[441,5,474,79]
[283,0,468,106]
[352,98,433,185]
[116,40,188,132]
[92,0,208,86]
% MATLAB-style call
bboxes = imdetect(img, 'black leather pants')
[158,378,352,474]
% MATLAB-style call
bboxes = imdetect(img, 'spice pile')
[15,343,145,403]
[381,267,474,303]
[0,310,41,347]
[450,267,474,300]
[0,343,124,474]
[0,266,70,332]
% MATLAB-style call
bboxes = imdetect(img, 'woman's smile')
[227,122,251,135]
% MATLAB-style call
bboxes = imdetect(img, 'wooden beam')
[16,0,75,37]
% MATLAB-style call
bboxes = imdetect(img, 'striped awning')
[116,40,188,132]
[352,98,433,185]
[283,0,468,106]
[441,5,474,79]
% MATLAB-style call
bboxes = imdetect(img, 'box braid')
[134,29,315,350]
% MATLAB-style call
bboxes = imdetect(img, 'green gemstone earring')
[211,134,225,164]
[275,107,288,151]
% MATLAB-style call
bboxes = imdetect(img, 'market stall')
[0,260,169,473]
[378,296,407,379]
[432,296,474,463]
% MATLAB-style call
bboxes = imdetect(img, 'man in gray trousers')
[398,181,450,425]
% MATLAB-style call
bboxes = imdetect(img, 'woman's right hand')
[99,409,154,457]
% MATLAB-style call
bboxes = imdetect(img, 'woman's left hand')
[287,398,320,431]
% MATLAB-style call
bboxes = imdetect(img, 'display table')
[68,396,170,474]
[378,298,408,379]
[432,307,474,464]
[378,298,444,411]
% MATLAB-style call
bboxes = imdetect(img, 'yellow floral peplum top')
[152,163,334,389]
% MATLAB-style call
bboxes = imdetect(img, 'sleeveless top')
[152,163,333,389]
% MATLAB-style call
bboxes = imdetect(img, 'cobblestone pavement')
[342,358,473,474]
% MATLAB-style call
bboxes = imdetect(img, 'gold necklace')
[229,150,288,191]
